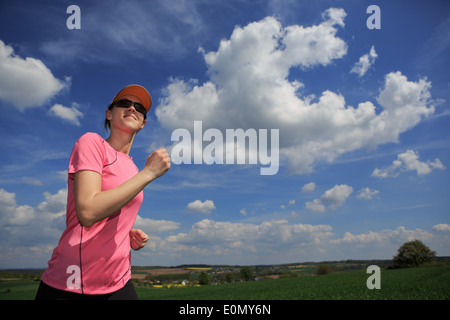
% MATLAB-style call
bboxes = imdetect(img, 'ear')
[140,119,147,129]
[105,109,112,120]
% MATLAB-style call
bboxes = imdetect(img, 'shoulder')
[69,133,107,173]
[71,132,106,157]
[77,132,105,144]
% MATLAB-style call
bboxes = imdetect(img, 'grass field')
[135,265,450,300]
[1,265,449,300]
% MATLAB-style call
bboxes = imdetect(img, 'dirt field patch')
[131,268,190,279]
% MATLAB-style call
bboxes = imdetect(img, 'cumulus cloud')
[305,184,353,212]
[357,187,380,200]
[350,45,377,77]
[164,219,333,263]
[187,199,216,214]
[2,185,449,267]
[432,224,450,232]
[133,215,180,234]
[301,182,316,192]
[0,187,181,268]
[0,188,65,267]
[48,103,84,126]
[330,226,433,246]
[145,219,446,265]
[372,150,445,178]
[0,40,70,110]
[155,9,435,175]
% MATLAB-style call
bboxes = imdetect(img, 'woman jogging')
[35,85,170,300]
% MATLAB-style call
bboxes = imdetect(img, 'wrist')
[140,168,157,184]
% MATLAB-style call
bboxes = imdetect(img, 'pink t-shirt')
[42,132,143,295]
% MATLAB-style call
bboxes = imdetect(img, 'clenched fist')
[144,148,171,181]
[130,228,149,251]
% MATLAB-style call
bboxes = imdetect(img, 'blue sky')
[0,0,449,268]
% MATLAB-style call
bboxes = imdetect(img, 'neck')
[106,130,136,155]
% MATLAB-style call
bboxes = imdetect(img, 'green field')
[135,265,450,300]
[1,265,449,300]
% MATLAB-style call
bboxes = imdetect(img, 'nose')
[127,103,138,112]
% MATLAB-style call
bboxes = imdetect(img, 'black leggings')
[35,280,138,300]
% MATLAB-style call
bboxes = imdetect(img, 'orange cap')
[112,84,152,112]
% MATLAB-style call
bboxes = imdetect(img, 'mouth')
[124,114,138,121]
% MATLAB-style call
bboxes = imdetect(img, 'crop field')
[134,265,450,300]
[2,265,448,300]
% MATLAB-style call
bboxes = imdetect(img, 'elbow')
[79,218,94,228]
[76,208,96,228]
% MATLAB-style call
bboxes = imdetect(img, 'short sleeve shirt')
[41,132,143,295]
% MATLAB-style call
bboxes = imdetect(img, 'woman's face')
[106,94,147,134]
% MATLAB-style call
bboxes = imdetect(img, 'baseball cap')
[111,84,152,112]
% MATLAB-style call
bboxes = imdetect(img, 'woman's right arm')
[74,148,170,227]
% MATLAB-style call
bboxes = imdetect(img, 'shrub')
[240,266,254,281]
[198,271,210,285]
[317,264,333,275]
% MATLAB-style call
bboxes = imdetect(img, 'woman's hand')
[130,228,149,251]
[143,148,171,181]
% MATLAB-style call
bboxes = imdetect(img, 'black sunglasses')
[110,99,147,119]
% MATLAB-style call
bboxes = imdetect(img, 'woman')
[35,84,170,300]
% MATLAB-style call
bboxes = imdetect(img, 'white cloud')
[48,103,84,126]
[0,188,65,268]
[372,150,445,178]
[2,186,449,267]
[330,226,433,246]
[156,9,435,175]
[305,199,326,213]
[0,187,183,268]
[432,224,450,232]
[280,199,295,209]
[187,199,216,214]
[0,40,70,110]
[163,219,333,263]
[168,219,333,246]
[22,177,43,186]
[301,182,316,192]
[145,219,448,265]
[357,187,380,200]
[133,215,180,234]
[306,184,353,212]
[37,188,68,213]
[350,45,378,77]
[0,188,36,226]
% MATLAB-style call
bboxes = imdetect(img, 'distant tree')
[225,272,234,283]
[240,266,254,281]
[393,240,436,268]
[198,271,210,285]
[317,264,333,275]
